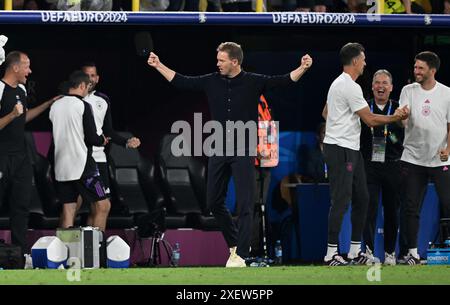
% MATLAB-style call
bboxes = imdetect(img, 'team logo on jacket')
[422,104,431,116]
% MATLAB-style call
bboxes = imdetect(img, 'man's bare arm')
[147,52,176,82]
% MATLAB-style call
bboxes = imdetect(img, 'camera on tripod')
[136,208,177,267]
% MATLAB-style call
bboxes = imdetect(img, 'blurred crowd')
[1,0,449,14]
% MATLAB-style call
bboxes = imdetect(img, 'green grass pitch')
[0,265,449,285]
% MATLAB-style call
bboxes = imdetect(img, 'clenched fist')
[12,102,23,118]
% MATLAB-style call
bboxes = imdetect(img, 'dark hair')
[67,70,90,89]
[415,51,440,71]
[80,61,97,70]
[3,51,27,71]
[339,42,365,66]
[217,42,244,65]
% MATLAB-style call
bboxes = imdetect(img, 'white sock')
[325,244,338,260]
[348,241,361,259]
[408,248,419,259]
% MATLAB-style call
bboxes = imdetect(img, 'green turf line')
[0,265,449,285]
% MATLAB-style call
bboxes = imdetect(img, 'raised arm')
[147,52,176,82]
[290,54,313,82]
[147,51,209,91]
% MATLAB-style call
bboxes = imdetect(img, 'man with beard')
[322,43,408,266]
[80,62,140,231]
[398,51,450,265]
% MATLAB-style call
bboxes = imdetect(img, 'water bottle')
[274,240,282,265]
[172,242,181,267]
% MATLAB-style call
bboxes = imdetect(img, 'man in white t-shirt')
[322,42,408,266]
[399,51,450,265]
[50,71,110,231]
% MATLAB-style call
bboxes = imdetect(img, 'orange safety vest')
[256,95,279,167]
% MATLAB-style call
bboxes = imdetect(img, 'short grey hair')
[372,69,393,84]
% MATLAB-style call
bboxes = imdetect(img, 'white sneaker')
[365,247,376,264]
[384,252,396,266]
[226,247,246,268]
[24,254,33,269]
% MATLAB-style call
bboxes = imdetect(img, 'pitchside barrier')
[0,11,449,27]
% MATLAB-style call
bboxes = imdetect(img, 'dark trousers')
[250,167,271,257]
[207,156,255,258]
[323,144,369,245]
[363,161,402,254]
[400,161,450,249]
[0,153,32,254]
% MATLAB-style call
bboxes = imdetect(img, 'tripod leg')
[258,167,270,259]
[155,239,161,265]
[148,237,158,267]
[161,239,175,266]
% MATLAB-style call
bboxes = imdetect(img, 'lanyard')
[370,101,392,138]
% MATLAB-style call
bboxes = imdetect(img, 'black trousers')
[0,153,32,254]
[400,161,450,249]
[323,144,369,245]
[207,156,255,258]
[363,161,402,254]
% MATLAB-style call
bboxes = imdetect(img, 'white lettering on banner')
[428,256,448,262]
[272,13,356,25]
[41,11,128,23]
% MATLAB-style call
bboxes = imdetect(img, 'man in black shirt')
[148,42,312,267]
[360,69,404,265]
[0,51,59,262]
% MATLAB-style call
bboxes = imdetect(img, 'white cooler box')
[31,236,68,269]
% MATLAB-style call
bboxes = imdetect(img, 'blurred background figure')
[46,0,113,10]
[23,0,40,9]
[444,0,450,13]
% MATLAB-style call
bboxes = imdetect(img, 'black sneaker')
[404,255,421,265]
[349,251,373,265]
[324,254,349,266]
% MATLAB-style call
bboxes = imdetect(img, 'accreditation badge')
[371,137,386,163]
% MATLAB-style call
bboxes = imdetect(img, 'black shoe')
[350,251,374,265]
[404,255,421,265]
[324,254,349,266]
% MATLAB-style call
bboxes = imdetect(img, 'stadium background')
[1,22,449,159]
[0,10,450,286]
